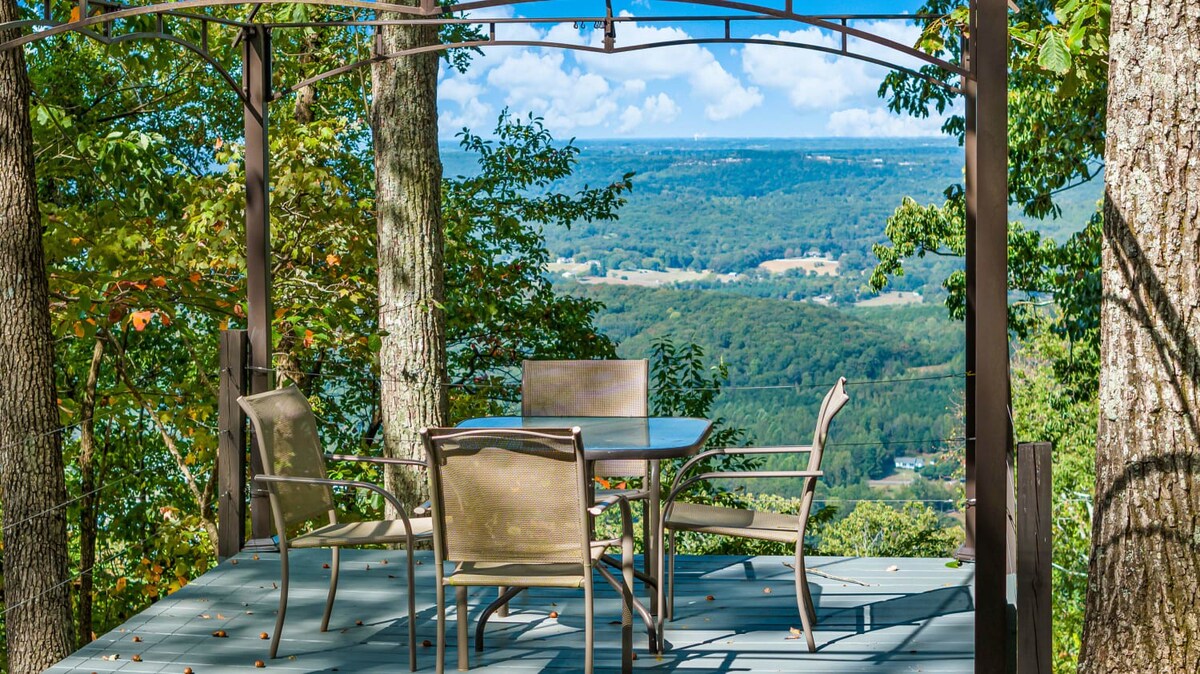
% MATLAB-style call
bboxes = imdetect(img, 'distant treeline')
[569,284,966,497]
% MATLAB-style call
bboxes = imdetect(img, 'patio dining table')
[456,415,713,621]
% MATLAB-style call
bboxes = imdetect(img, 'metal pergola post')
[970,0,1013,672]
[242,23,274,544]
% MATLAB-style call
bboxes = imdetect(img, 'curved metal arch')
[658,0,962,76]
[97,32,249,104]
[275,34,960,100]
[2,0,965,80]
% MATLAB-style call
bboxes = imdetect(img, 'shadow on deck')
[51,549,974,673]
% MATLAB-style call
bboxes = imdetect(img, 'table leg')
[647,459,660,615]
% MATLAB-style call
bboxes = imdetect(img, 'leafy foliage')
[816,501,959,558]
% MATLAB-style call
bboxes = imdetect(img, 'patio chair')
[238,386,432,670]
[522,359,653,540]
[420,426,636,674]
[657,377,849,653]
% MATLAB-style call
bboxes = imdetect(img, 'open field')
[855,291,924,307]
[564,268,740,287]
[758,257,841,276]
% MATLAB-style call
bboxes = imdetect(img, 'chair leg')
[436,581,447,674]
[320,547,340,632]
[794,548,817,653]
[456,587,469,671]
[271,548,289,659]
[407,545,418,672]
[496,586,508,618]
[666,530,677,622]
[584,577,595,674]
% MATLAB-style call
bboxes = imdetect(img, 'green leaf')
[1039,31,1072,75]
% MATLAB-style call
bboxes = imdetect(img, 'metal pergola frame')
[1,1,1013,671]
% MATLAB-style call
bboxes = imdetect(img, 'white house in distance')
[894,456,926,471]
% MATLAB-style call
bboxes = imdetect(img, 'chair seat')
[291,518,434,548]
[447,542,608,588]
[664,502,800,544]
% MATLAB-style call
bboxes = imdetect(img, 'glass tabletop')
[455,416,713,460]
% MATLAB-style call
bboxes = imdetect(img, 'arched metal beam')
[660,0,961,76]
[1,0,964,78]
[95,32,248,104]
[275,35,960,101]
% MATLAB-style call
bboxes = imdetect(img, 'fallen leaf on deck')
[786,627,802,640]
[886,565,900,572]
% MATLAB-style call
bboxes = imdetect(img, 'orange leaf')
[326,253,341,267]
[303,330,314,348]
[131,311,154,332]
[595,477,611,489]
[151,276,167,288]
[73,322,85,338]
[158,312,172,326]
[69,6,79,21]
[115,577,127,592]
[188,272,202,284]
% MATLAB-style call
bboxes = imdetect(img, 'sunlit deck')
[51,550,975,673]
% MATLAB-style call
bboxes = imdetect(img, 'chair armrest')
[589,492,629,517]
[324,453,427,468]
[720,445,813,456]
[663,470,824,511]
[253,474,422,540]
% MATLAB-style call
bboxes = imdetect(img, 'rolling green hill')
[570,284,966,494]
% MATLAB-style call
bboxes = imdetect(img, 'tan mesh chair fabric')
[424,428,589,566]
[237,386,334,529]
[522,359,649,478]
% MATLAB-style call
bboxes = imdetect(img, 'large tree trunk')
[370,21,446,507]
[0,3,76,670]
[1079,1,1200,670]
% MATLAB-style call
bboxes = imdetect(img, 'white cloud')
[741,22,925,111]
[642,93,680,122]
[620,79,647,97]
[486,51,617,133]
[691,61,762,121]
[617,106,643,133]
[825,107,945,137]
[616,92,681,132]
[577,16,762,121]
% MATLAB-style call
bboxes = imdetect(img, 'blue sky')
[436,0,960,138]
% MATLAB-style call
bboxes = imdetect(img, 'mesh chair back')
[422,427,590,565]
[238,387,335,531]
[522,359,648,478]
[805,377,850,474]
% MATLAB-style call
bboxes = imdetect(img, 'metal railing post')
[217,329,249,560]
[1017,442,1052,674]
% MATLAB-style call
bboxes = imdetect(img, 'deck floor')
[51,549,975,673]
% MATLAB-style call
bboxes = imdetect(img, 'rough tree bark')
[1079,1,1200,670]
[0,2,76,670]
[370,19,446,507]
[77,338,105,647]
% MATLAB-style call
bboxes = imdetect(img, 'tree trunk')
[0,1,76,669]
[1079,1,1200,670]
[370,21,446,507]
[77,338,105,647]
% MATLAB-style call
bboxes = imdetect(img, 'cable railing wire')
[1,473,136,536]
[0,530,161,620]
[248,365,971,393]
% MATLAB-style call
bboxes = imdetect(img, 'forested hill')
[571,284,966,488]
